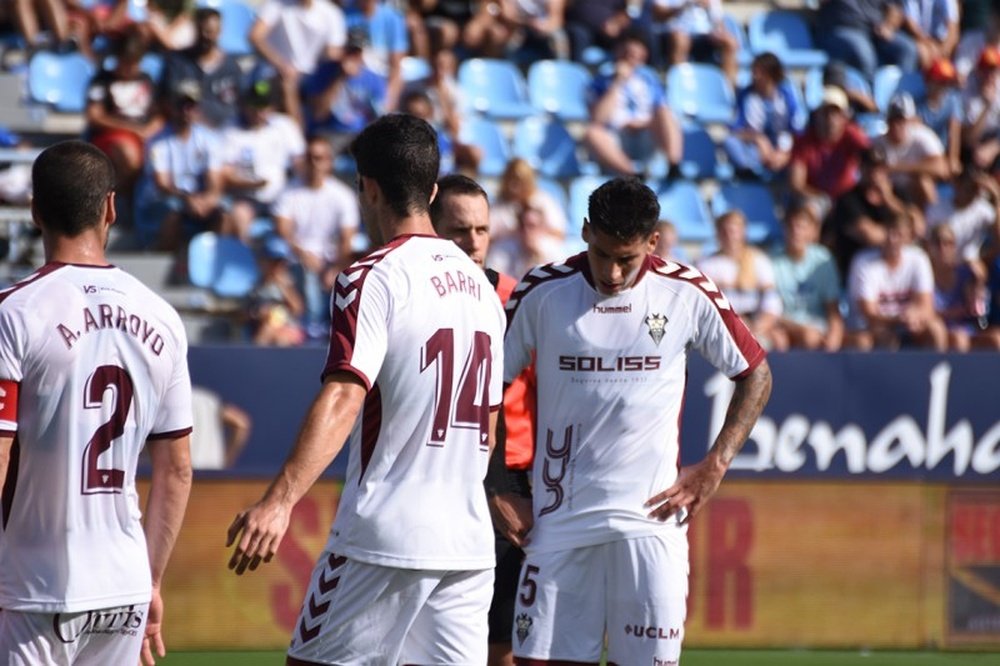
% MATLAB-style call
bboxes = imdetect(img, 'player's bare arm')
[142,434,193,666]
[645,359,773,524]
[484,386,533,547]
[0,434,12,498]
[226,372,366,575]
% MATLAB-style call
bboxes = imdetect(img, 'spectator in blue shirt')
[900,0,959,69]
[918,58,962,176]
[723,52,807,180]
[584,30,682,177]
[817,0,918,83]
[344,0,408,111]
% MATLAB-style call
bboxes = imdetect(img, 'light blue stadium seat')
[712,182,781,244]
[198,0,255,55]
[103,52,165,83]
[873,65,926,113]
[567,175,609,239]
[723,13,754,68]
[28,50,96,113]
[527,59,591,122]
[747,10,828,69]
[188,232,260,298]
[457,58,535,120]
[401,56,431,82]
[511,116,581,179]
[459,116,511,177]
[666,63,735,125]
[653,181,715,243]
[679,123,732,181]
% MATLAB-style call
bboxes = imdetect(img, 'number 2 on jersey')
[81,365,134,495]
[420,328,492,449]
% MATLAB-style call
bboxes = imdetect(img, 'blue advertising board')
[188,346,1000,481]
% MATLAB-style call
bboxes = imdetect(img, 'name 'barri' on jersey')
[56,303,165,355]
[430,269,482,301]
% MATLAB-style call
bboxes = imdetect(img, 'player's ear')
[647,230,659,253]
[428,182,438,207]
[581,219,591,244]
[105,190,117,228]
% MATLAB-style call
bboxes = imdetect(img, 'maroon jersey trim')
[359,383,383,483]
[0,262,68,307]
[147,426,193,441]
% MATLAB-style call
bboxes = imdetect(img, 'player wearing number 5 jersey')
[226,114,506,666]
[0,141,194,666]
[495,178,772,666]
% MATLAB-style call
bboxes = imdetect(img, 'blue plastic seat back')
[459,116,511,177]
[679,124,720,180]
[722,13,753,67]
[667,63,735,124]
[748,10,828,67]
[458,58,535,119]
[712,183,780,244]
[28,50,96,113]
[873,65,926,112]
[655,181,714,243]
[512,116,581,179]
[188,232,260,298]
[527,59,591,122]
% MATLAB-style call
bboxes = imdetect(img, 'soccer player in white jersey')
[226,114,507,666]
[0,141,194,666]
[495,177,772,666]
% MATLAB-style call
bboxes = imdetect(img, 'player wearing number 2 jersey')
[227,115,506,666]
[494,178,772,666]
[0,141,193,666]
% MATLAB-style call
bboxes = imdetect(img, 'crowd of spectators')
[1,0,1000,352]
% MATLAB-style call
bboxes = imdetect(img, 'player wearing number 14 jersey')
[0,141,193,666]
[496,178,772,666]
[227,115,505,666]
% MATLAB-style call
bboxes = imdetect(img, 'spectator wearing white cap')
[874,91,948,210]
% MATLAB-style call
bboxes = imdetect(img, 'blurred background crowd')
[1,0,1000,353]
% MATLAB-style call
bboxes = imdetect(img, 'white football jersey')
[0,263,192,613]
[504,254,765,554]
[323,235,506,570]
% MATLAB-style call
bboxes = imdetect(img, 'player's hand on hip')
[140,586,165,666]
[489,492,534,548]
[226,500,291,575]
[644,457,726,525]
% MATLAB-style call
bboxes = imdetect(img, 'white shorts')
[0,603,149,666]
[512,534,688,665]
[286,550,493,666]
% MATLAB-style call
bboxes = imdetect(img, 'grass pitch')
[159,649,1000,665]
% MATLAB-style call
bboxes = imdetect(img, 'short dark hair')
[350,114,440,218]
[752,52,784,84]
[430,174,489,230]
[32,140,116,237]
[194,7,220,25]
[587,177,660,241]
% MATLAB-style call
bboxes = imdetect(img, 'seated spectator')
[697,210,783,346]
[918,58,963,175]
[305,31,386,150]
[927,223,999,350]
[900,0,959,69]
[5,0,71,54]
[873,92,948,209]
[963,46,1000,170]
[643,0,737,82]
[563,0,632,64]
[146,0,196,51]
[222,80,306,241]
[461,0,514,57]
[723,52,807,180]
[404,0,475,57]
[400,89,480,174]
[584,30,682,177]
[816,0,918,83]
[86,26,162,195]
[250,0,347,127]
[770,202,844,351]
[248,235,306,347]
[135,80,227,251]
[824,145,923,283]
[403,47,464,138]
[488,204,566,280]
[273,135,359,339]
[344,0,408,111]
[926,166,1000,263]
[653,219,688,262]
[789,86,870,218]
[65,0,131,59]
[497,0,568,61]
[824,61,879,114]
[845,212,946,350]
[160,7,244,130]
[955,3,1000,84]
[490,158,566,245]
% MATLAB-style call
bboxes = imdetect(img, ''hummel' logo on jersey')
[645,313,668,345]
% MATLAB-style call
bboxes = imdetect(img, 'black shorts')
[487,531,524,645]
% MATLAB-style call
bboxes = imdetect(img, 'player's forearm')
[707,360,772,470]
[263,376,364,508]
[0,436,11,497]
[144,436,193,587]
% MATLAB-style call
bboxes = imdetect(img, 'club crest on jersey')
[515,613,533,645]
[645,313,668,345]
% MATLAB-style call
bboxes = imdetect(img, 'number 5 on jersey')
[420,328,493,450]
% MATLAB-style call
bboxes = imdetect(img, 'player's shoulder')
[505,254,584,313]
[646,255,735,312]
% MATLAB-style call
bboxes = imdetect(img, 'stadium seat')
[511,116,582,179]
[666,63,735,125]
[711,182,781,244]
[103,52,165,83]
[678,123,732,181]
[527,59,591,122]
[401,56,431,82]
[459,116,511,177]
[536,176,569,215]
[188,232,260,298]
[804,64,871,110]
[568,175,609,239]
[652,181,715,243]
[747,10,828,69]
[457,58,535,120]
[27,50,96,113]
[723,13,754,68]
[873,65,926,113]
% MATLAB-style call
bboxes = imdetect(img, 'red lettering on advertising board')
[951,503,1000,564]
[706,498,753,629]
[271,498,321,631]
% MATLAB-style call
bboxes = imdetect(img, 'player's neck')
[44,231,110,267]
[380,213,436,242]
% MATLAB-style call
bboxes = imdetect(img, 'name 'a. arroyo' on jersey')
[503,253,765,554]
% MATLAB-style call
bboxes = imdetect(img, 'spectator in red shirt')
[789,85,870,218]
